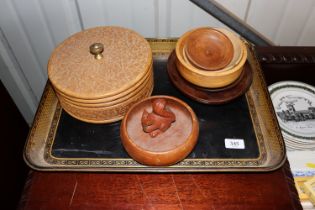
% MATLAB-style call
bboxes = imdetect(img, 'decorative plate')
[269,81,315,143]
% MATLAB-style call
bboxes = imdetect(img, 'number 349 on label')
[224,138,245,149]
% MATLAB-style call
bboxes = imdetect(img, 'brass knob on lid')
[89,43,104,60]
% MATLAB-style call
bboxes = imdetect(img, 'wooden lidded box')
[48,26,153,123]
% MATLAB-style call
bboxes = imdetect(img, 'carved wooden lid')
[48,26,152,99]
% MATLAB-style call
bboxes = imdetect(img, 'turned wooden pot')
[47,26,153,123]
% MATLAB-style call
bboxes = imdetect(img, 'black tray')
[24,39,285,172]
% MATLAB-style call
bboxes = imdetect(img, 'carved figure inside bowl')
[141,98,176,138]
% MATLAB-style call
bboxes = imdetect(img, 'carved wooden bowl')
[120,95,199,166]
[176,27,247,88]
[185,28,234,71]
[183,28,244,73]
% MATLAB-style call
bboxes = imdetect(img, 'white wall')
[1,0,315,125]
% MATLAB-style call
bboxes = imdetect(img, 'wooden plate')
[185,28,234,71]
[168,51,253,104]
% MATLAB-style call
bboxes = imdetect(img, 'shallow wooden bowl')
[176,27,247,88]
[185,28,233,71]
[182,28,243,73]
[120,95,199,166]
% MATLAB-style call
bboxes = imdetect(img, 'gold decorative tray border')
[24,39,286,172]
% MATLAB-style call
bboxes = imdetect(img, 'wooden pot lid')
[48,26,152,99]
[185,28,234,71]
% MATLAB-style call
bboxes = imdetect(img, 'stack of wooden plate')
[48,26,153,123]
[175,27,247,89]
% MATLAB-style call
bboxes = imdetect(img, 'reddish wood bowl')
[185,28,234,71]
[120,95,199,166]
[175,27,247,88]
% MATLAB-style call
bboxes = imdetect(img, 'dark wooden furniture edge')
[257,46,315,64]
[256,46,315,87]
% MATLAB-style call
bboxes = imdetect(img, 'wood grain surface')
[185,28,233,71]
[18,163,299,210]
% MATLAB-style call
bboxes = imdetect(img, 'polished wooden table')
[19,47,315,210]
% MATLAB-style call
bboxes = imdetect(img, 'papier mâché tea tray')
[24,39,286,172]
